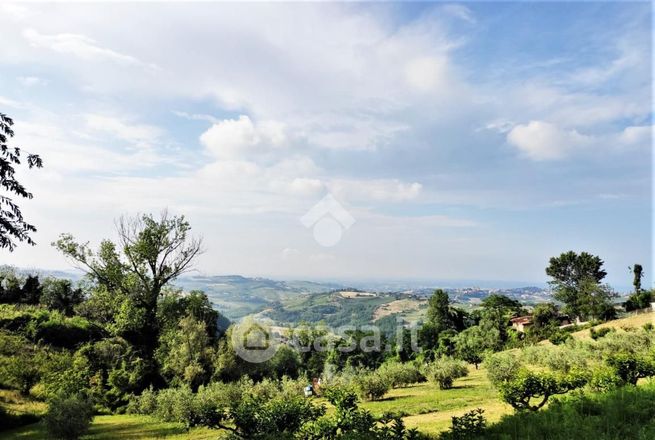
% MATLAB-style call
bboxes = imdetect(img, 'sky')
[0,2,652,289]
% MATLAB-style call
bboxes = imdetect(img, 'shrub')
[589,365,624,392]
[43,395,94,440]
[643,323,654,332]
[548,329,572,345]
[378,362,425,388]
[590,327,613,340]
[484,352,522,387]
[425,357,468,390]
[353,371,390,400]
[126,386,158,415]
[440,408,486,440]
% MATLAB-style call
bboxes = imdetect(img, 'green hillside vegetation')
[1,213,654,439]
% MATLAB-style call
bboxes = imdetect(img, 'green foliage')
[425,357,469,390]
[353,371,391,401]
[0,269,42,304]
[300,386,422,440]
[0,113,43,251]
[484,352,522,387]
[590,327,613,340]
[606,353,655,385]
[548,329,572,345]
[43,394,94,440]
[377,362,425,388]
[470,381,655,439]
[454,325,498,368]
[588,365,624,392]
[625,289,653,312]
[498,369,588,412]
[157,315,215,390]
[440,408,486,440]
[546,251,612,320]
[40,279,84,316]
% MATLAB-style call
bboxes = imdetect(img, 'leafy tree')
[484,352,522,388]
[526,303,560,342]
[41,278,84,316]
[632,264,644,293]
[454,325,499,369]
[577,278,617,321]
[377,361,425,388]
[290,324,329,379]
[157,315,215,390]
[353,370,390,401]
[425,357,469,389]
[0,113,43,251]
[426,289,453,327]
[499,370,588,412]
[546,251,609,319]
[606,353,655,386]
[0,268,42,304]
[480,294,523,316]
[54,211,203,373]
[420,289,469,350]
[269,344,301,379]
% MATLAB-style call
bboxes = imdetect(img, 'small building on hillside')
[510,315,533,332]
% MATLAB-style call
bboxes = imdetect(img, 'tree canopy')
[0,113,43,251]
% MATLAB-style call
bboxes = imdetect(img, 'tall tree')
[546,251,607,319]
[632,264,643,293]
[1,113,43,250]
[426,289,453,329]
[54,211,203,364]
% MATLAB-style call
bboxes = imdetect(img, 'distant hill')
[7,267,552,323]
[174,275,343,321]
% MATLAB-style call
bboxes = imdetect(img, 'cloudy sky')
[1,2,652,288]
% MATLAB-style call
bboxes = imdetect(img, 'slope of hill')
[571,310,655,339]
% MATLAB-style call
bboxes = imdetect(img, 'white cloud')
[85,114,163,149]
[507,121,592,161]
[405,56,451,92]
[199,115,288,159]
[22,28,157,69]
[330,179,423,202]
[619,125,652,147]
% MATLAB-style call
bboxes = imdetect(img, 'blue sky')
[0,2,651,289]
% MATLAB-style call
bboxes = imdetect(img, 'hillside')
[571,310,655,339]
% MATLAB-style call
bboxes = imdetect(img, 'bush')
[484,352,522,387]
[440,408,486,440]
[589,365,624,392]
[425,357,468,390]
[378,362,425,388]
[43,395,94,440]
[590,327,613,340]
[643,323,653,332]
[548,329,572,345]
[353,371,390,400]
